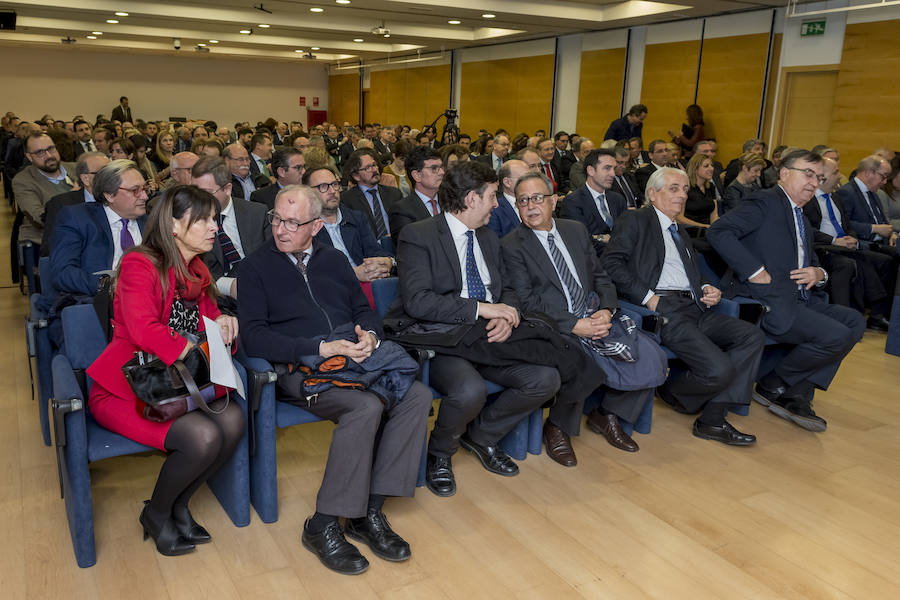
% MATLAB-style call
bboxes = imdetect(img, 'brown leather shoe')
[585,410,639,452]
[542,421,577,467]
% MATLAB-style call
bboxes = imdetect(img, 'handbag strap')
[172,360,228,415]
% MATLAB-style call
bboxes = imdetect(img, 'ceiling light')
[106,19,119,24]
[92,31,102,35]
[384,33,390,38]
[311,46,320,50]
[114,12,129,17]
[336,0,351,4]
[482,14,496,19]
[239,29,251,34]
[258,23,270,28]
[197,43,206,46]
[353,38,364,42]
[448,20,461,25]
[209,39,218,43]
[310,7,324,12]
[86,35,97,39]
[295,49,304,52]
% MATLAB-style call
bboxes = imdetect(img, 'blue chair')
[51,304,250,567]
[27,258,53,445]
[885,294,900,357]
[17,239,40,296]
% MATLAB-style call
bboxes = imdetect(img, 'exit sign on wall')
[800,20,826,36]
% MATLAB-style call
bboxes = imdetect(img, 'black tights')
[145,396,244,526]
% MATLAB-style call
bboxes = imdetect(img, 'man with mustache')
[14,132,77,248]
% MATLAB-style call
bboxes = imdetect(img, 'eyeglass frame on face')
[418,164,444,174]
[117,184,150,196]
[785,167,827,185]
[872,169,890,181]
[27,144,58,157]
[311,181,341,194]
[514,193,550,207]
[354,162,380,173]
[267,209,319,232]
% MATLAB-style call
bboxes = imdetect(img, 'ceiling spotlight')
[114,12,129,17]
[384,33,390,38]
[258,23,270,28]
[310,7,324,12]
[353,38,363,42]
[482,14,496,19]
[197,43,206,46]
[209,39,219,43]
[86,35,97,39]
[295,49,304,52]
[92,31,103,35]
[106,19,119,24]
[239,29,252,34]
[336,0,351,4]
[311,46,320,50]
[448,20,461,25]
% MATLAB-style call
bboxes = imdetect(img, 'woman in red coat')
[87,184,243,557]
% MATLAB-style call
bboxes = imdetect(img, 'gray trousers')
[302,380,432,518]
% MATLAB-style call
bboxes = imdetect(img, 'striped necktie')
[547,233,586,316]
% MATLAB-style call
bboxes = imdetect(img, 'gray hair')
[513,171,554,197]
[75,151,107,178]
[742,138,764,152]
[645,166,687,194]
[276,184,323,219]
[857,154,886,173]
[93,159,139,202]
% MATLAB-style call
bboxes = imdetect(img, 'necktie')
[428,196,439,216]
[866,190,886,224]
[293,252,308,277]
[465,230,486,301]
[543,163,557,192]
[494,156,501,174]
[618,176,635,207]
[216,215,243,273]
[822,193,845,238]
[120,218,135,251]
[596,193,613,229]
[793,207,810,301]
[367,188,388,238]
[547,233,586,317]
[667,224,703,307]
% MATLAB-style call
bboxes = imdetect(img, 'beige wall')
[1,45,329,128]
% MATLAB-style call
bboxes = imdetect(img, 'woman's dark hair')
[438,160,498,213]
[439,144,469,168]
[471,133,493,155]
[111,137,136,158]
[511,132,529,154]
[686,104,704,127]
[126,184,219,298]
[391,139,412,161]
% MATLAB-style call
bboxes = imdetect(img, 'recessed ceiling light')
[295,49,304,53]
[336,0,351,4]
[114,12,129,17]
[209,39,218,43]
[197,43,206,46]
[106,19,119,24]
[258,23,270,28]
[86,35,97,39]
[383,33,390,38]
[482,14,496,19]
[448,20,461,25]
[310,7,324,12]
[239,29,251,34]
[353,38,364,42]
[311,46,320,50]
[92,31,103,35]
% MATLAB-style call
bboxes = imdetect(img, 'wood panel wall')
[328,73,360,126]
[830,18,900,169]
[640,40,700,147]
[365,64,451,128]
[779,69,839,151]
[575,48,627,144]
[459,55,555,136]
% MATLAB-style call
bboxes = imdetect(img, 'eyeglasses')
[421,165,444,174]
[355,163,379,173]
[117,184,150,196]
[267,210,319,232]
[312,181,341,193]
[786,167,827,185]
[288,164,307,172]
[874,170,890,181]
[27,145,57,157]
[515,194,549,207]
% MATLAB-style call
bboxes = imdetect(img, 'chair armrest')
[50,353,87,498]
[730,296,768,326]
[233,354,276,457]
[619,301,664,335]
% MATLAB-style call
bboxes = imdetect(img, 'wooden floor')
[2,197,900,599]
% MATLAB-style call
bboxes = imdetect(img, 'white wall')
[552,34,583,133]
[2,45,329,127]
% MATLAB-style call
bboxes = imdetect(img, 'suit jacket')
[73,140,95,158]
[568,160,587,192]
[249,155,270,178]
[41,188,90,255]
[634,163,659,195]
[630,151,651,172]
[13,162,77,244]
[486,196,521,239]
[373,139,392,166]
[385,213,518,333]
[501,219,618,333]
[315,206,390,266]
[111,105,132,124]
[49,201,147,297]
[388,189,434,240]
[559,184,626,238]
[610,172,643,208]
[475,153,506,171]
[202,197,270,281]
[706,186,824,335]
[602,206,709,306]
[540,161,563,193]
[249,182,281,211]
[338,140,355,167]
[340,185,402,238]
[803,193,856,246]
[834,180,887,241]
[230,173,271,200]
[552,151,575,193]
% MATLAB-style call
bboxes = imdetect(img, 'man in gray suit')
[14,132,77,247]
[191,156,269,299]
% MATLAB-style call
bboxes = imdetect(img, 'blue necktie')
[822,193,845,238]
[465,230,486,301]
[794,207,810,301]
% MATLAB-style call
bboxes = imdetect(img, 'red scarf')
[177,255,212,301]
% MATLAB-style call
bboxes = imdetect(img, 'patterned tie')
[596,193,613,229]
[293,251,309,276]
[216,214,243,274]
[547,232,586,317]
[822,193,845,238]
[120,218,135,251]
[866,190,886,224]
[667,224,703,308]
[367,188,388,238]
[465,230,486,301]
[793,207,810,301]
[618,176,635,207]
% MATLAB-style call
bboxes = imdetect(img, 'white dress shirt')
[444,212,493,304]
[415,189,440,216]
[322,208,357,267]
[502,192,522,222]
[103,204,142,269]
[814,189,843,241]
[587,184,612,224]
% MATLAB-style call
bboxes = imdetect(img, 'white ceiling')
[0,0,786,64]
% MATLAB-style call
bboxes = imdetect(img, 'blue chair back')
[371,277,399,319]
[38,256,55,296]
[61,304,107,371]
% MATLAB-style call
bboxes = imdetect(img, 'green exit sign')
[801,20,826,36]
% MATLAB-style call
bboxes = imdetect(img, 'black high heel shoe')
[171,503,212,545]
[139,503,195,556]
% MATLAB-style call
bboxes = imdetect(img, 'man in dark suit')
[340,148,402,239]
[474,133,511,173]
[805,156,895,329]
[387,161,600,494]
[553,131,576,184]
[238,185,432,575]
[567,137,595,192]
[634,139,670,193]
[603,167,766,445]
[604,104,647,142]
[627,137,650,172]
[72,120,96,158]
[249,148,305,210]
[338,127,360,168]
[707,149,865,433]
[387,145,443,239]
[224,143,269,201]
[306,166,393,281]
[191,157,269,299]
[834,155,899,251]
[110,96,132,124]
[611,147,643,208]
[559,149,627,254]
[486,159,529,238]
[41,152,110,255]
[537,138,563,193]
[373,128,393,166]
[248,133,273,179]
[502,172,668,452]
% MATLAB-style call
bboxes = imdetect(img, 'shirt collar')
[103,203,126,226]
[220,198,234,217]
[444,211,472,237]
[653,206,676,229]
[530,219,559,240]
[778,184,802,210]
[853,176,870,195]
[359,183,376,194]
[38,165,69,184]
[84,189,95,202]
[323,208,343,227]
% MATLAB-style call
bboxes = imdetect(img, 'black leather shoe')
[751,382,783,407]
[425,453,456,497]
[301,519,369,575]
[768,399,827,432]
[459,435,519,476]
[692,419,757,446]
[867,315,890,332]
[169,502,211,545]
[345,510,411,562]
[140,504,195,556]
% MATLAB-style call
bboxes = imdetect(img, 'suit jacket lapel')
[646,208,666,281]
[556,222,590,290]
[520,226,565,296]
[476,227,502,298]
[437,214,463,292]
[89,203,114,261]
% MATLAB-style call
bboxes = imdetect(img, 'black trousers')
[818,244,897,316]
[428,356,560,457]
[657,296,766,413]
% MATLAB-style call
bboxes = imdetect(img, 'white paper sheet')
[202,316,245,398]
